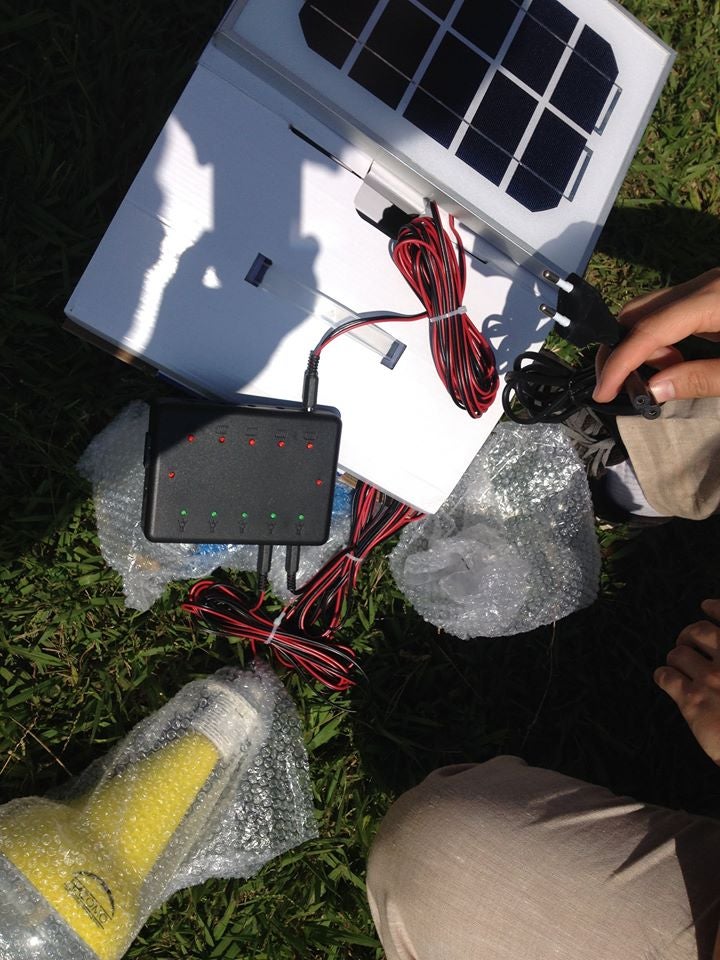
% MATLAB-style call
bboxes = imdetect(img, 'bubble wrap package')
[0,664,317,960]
[76,402,256,611]
[389,422,601,638]
[77,402,354,611]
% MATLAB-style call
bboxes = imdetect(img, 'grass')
[3,0,720,956]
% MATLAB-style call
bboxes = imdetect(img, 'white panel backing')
[66,61,553,513]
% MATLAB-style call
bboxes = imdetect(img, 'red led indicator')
[248,438,256,446]
[277,440,286,448]
[218,436,226,444]
[306,442,314,449]
[168,471,176,479]
[187,434,196,443]
[315,479,323,486]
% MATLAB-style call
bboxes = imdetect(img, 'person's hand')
[654,599,720,764]
[592,268,720,404]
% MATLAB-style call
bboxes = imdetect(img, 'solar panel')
[215,0,674,275]
[297,0,620,213]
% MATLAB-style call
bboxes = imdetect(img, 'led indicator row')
[185,435,314,448]
[170,473,323,485]
[179,510,306,521]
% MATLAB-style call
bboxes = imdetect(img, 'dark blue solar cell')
[503,16,564,94]
[404,89,461,146]
[299,4,356,67]
[456,130,511,184]
[418,34,488,115]
[349,50,408,107]
[452,0,521,58]
[575,26,618,79]
[470,73,537,154]
[520,110,586,191]
[366,0,437,79]
[527,0,577,41]
[551,53,614,132]
[419,0,455,18]
[300,0,380,41]
[506,167,562,211]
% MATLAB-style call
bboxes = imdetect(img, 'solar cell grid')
[551,53,615,132]
[417,32,488,116]
[519,111,586,191]
[349,49,408,108]
[417,0,454,18]
[298,4,354,66]
[404,88,460,146]
[307,0,379,40]
[298,0,621,213]
[451,0,522,58]
[365,0,436,79]
[576,26,618,77]
[470,73,537,155]
[502,15,565,94]
[456,130,512,184]
[527,0,578,41]
[507,166,562,211]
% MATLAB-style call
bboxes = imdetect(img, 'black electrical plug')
[540,271,622,348]
[302,351,320,413]
[256,544,273,593]
[285,544,301,593]
[535,270,662,420]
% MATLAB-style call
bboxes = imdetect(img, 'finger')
[676,619,720,659]
[638,345,684,371]
[592,318,691,402]
[654,665,693,706]
[619,284,688,322]
[594,271,720,402]
[665,643,712,680]
[595,343,683,392]
[647,358,720,403]
[594,343,611,382]
[701,598,720,625]
[619,269,720,325]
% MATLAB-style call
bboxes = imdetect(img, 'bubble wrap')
[389,422,601,637]
[77,403,354,611]
[0,664,317,960]
[165,663,318,894]
[76,402,255,610]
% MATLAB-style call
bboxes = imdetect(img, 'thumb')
[648,358,720,403]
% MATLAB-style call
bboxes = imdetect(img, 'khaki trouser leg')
[367,757,720,960]
[617,397,720,519]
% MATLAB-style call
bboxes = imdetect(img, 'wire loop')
[182,484,424,691]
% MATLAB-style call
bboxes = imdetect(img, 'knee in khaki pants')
[367,757,720,960]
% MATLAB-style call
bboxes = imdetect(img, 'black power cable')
[502,350,652,424]
[503,272,662,424]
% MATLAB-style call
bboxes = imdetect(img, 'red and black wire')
[184,202,489,689]
[309,201,498,417]
[182,482,423,691]
[392,201,499,417]
[183,580,359,691]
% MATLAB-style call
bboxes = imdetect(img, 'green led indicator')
[269,511,278,521]
[179,509,188,517]
[210,511,218,519]
[241,511,249,520]
[297,513,305,521]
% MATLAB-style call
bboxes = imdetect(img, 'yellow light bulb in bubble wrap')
[0,679,259,960]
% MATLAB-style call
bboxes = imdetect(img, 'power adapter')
[142,398,341,545]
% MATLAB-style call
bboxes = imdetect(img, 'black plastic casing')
[142,399,341,544]
[556,273,622,347]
